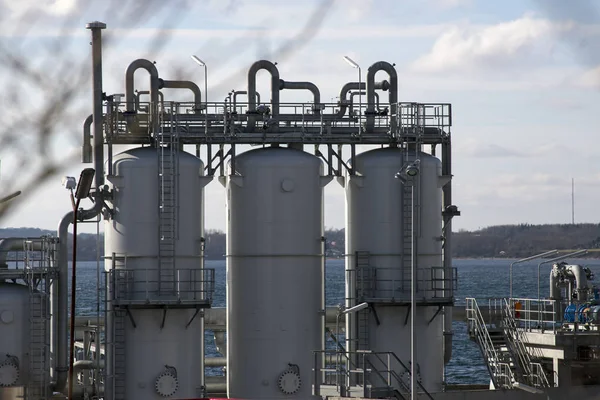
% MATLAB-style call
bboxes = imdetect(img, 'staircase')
[157,107,179,296]
[466,298,550,390]
[465,298,515,389]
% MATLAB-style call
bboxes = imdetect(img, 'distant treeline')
[0,223,598,261]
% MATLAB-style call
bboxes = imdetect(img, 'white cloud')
[412,16,573,73]
[1,0,78,17]
[575,65,600,89]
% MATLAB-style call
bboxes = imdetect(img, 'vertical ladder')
[113,309,127,400]
[401,180,413,294]
[157,104,179,295]
[355,251,371,350]
[25,241,49,400]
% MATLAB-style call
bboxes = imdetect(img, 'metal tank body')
[105,146,206,399]
[0,283,29,398]
[226,147,324,399]
[345,147,444,392]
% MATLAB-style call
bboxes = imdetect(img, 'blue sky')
[1,0,600,233]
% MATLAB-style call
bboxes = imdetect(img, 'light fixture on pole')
[191,55,208,109]
[395,161,419,400]
[343,56,361,134]
[191,55,208,154]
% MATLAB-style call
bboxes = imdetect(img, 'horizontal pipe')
[158,79,202,111]
[73,359,104,372]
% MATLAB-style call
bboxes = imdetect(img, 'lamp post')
[191,55,208,109]
[63,168,95,400]
[343,56,361,134]
[395,162,419,400]
[191,55,208,155]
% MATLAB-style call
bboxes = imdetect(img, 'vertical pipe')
[68,199,81,400]
[410,183,416,400]
[441,140,454,369]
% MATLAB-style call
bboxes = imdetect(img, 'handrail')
[466,298,515,389]
[501,299,550,388]
[313,350,434,398]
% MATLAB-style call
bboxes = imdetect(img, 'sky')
[1,0,600,233]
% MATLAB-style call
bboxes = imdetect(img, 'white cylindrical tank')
[345,147,444,393]
[227,146,324,399]
[105,146,206,399]
[0,283,29,397]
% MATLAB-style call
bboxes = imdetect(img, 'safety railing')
[103,100,451,143]
[312,349,433,399]
[530,362,551,388]
[355,266,457,303]
[507,298,560,333]
[106,268,215,305]
[466,298,514,389]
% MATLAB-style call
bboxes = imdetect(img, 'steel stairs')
[466,298,550,390]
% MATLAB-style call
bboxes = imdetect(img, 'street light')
[191,55,208,156]
[191,55,208,109]
[343,56,361,134]
[63,168,95,400]
[395,162,419,400]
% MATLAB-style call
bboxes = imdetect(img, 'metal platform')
[100,101,451,146]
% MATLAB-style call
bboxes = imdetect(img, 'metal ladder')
[113,309,127,400]
[355,251,371,350]
[25,241,49,400]
[157,103,179,295]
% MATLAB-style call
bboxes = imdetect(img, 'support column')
[553,358,572,387]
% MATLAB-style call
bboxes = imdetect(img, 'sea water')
[71,258,600,384]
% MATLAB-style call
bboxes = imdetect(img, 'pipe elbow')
[82,115,93,163]
[124,59,160,113]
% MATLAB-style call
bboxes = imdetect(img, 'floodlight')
[75,168,95,199]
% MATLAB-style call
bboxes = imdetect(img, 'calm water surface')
[72,257,600,384]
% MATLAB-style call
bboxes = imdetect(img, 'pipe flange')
[277,370,301,395]
[155,371,178,397]
[0,362,19,387]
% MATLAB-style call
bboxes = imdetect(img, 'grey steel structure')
[0,237,58,400]
[76,21,455,400]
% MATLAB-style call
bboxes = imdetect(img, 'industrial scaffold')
[0,21,461,400]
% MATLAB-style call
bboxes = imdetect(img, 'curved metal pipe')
[82,115,93,164]
[350,91,379,116]
[365,62,398,131]
[232,90,260,111]
[158,79,202,112]
[335,80,389,118]
[566,264,588,298]
[135,90,164,113]
[247,60,280,131]
[124,59,160,134]
[279,79,321,111]
[51,211,73,392]
[549,266,561,300]
[0,238,43,269]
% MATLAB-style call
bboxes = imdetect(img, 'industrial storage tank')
[345,146,444,392]
[0,283,29,399]
[104,146,208,399]
[226,146,324,399]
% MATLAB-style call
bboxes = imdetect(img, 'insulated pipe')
[246,60,280,132]
[124,59,160,134]
[549,266,561,300]
[335,80,389,118]
[566,264,588,297]
[52,211,73,392]
[279,79,321,110]
[158,79,202,112]
[365,62,397,132]
[73,360,105,372]
[82,115,93,164]
[0,238,43,268]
